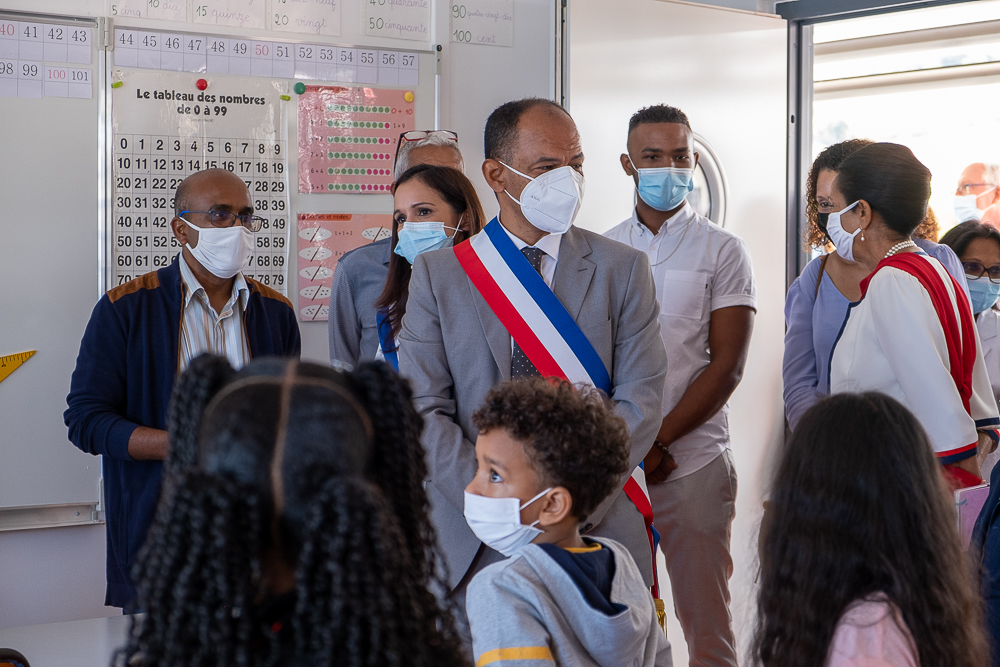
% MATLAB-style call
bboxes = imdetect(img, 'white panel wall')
[568,1,787,662]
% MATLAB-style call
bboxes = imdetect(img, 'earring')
[860,230,865,242]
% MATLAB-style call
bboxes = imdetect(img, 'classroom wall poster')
[297,213,391,321]
[297,84,415,194]
[111,69,290,293]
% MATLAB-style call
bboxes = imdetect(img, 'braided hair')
[117,355,468,667]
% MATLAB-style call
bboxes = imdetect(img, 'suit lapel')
[552,227,596,320]
[468,277,512,381]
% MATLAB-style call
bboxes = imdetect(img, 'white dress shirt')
[178,252,251,372]
[498,215,563,288]
[605,203,757,480]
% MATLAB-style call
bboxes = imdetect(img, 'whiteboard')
[0,10,104,509]
[0,0,555,511]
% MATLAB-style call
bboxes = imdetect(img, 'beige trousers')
[650,449,738,667]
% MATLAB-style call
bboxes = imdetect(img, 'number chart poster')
[297,85,414,195]
[111,69,290,293]
[297,213,391,321]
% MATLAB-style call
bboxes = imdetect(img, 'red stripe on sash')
[454,240,567,379]
[624,475,660,598]
[860,253,975,418]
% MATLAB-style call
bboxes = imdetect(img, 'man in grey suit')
[399,98,667,637]
[328,131,465,365]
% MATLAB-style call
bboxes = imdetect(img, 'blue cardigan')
[64,258,300,607]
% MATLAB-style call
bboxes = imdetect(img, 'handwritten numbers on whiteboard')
[364,0,431,42]
[192,0,267,31]
[272,0,342,37]
[451,0,514,47]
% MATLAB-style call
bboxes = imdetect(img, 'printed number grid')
[112,135,290,295]
[113,29,418,86]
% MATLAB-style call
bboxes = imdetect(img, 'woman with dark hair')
[782,139,967,429]
[754,392,988,667]
[116,354,468,667]
[373,164,486,368]
[828,143,998,487]
[942,220,1000,479]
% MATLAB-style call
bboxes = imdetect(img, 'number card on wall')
[192,0,267,30]
[272,0,341,36]
[451,0,514,47]
[111,70,290,294]
[364,0,431,42]
[297,85,415,194]
[297,213,391,321]
[0,19,93,99]
[114,28,417,86]
[110,0,186,22]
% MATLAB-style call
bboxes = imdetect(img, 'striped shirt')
[178,253,251,372]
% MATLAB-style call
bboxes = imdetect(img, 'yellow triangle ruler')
[0,350,36,384]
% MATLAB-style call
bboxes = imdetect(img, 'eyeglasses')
[398,129,458,144]
[963,261,1000,284]
[394,130,459,173]
[180,210,265,232]
[957,183,997,195]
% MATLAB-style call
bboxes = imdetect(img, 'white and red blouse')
[831,251,999,464]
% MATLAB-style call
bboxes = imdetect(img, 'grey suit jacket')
[329,237,391,366]
[399,224,667,588]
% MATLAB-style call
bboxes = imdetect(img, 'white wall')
[0,526,118,630]
[567,1,787,662]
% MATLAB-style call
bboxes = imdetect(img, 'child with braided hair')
[116,354,467,667]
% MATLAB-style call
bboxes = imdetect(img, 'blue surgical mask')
[393,221,460,264]
[968,276,1000,314]
[954,187,996,223]
[629,157,693,212]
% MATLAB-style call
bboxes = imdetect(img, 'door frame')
[780,0,975,287]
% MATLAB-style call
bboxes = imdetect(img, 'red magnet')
[196,78,208,91]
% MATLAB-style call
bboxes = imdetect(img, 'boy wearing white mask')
[398,98,666,652]
[465,378,672,667]
[65,168,300,610]
[604,105,755,667]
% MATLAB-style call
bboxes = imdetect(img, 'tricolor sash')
[375,308,399,372]
[860,252,993,469]
[455,218,662,598]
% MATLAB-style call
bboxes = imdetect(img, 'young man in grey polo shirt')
[605,105,756,667]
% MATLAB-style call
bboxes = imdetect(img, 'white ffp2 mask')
[464,487,552,556]
[826,201,861,262]
[500,162,584,235]
[183,218,254,279]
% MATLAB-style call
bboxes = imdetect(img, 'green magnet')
[293,82,306,95]
[111,81,123,88]
[280,94,291,101]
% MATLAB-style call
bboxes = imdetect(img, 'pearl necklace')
[885,240,917,258]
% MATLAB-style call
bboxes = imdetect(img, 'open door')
[566,1,787,662]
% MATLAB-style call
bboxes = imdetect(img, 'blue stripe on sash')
[375,308,399,372]
[483,219,612,394]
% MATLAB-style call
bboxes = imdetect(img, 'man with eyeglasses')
[65,168,300,611]
[329,130,464,365]
[955,162,1000,226]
